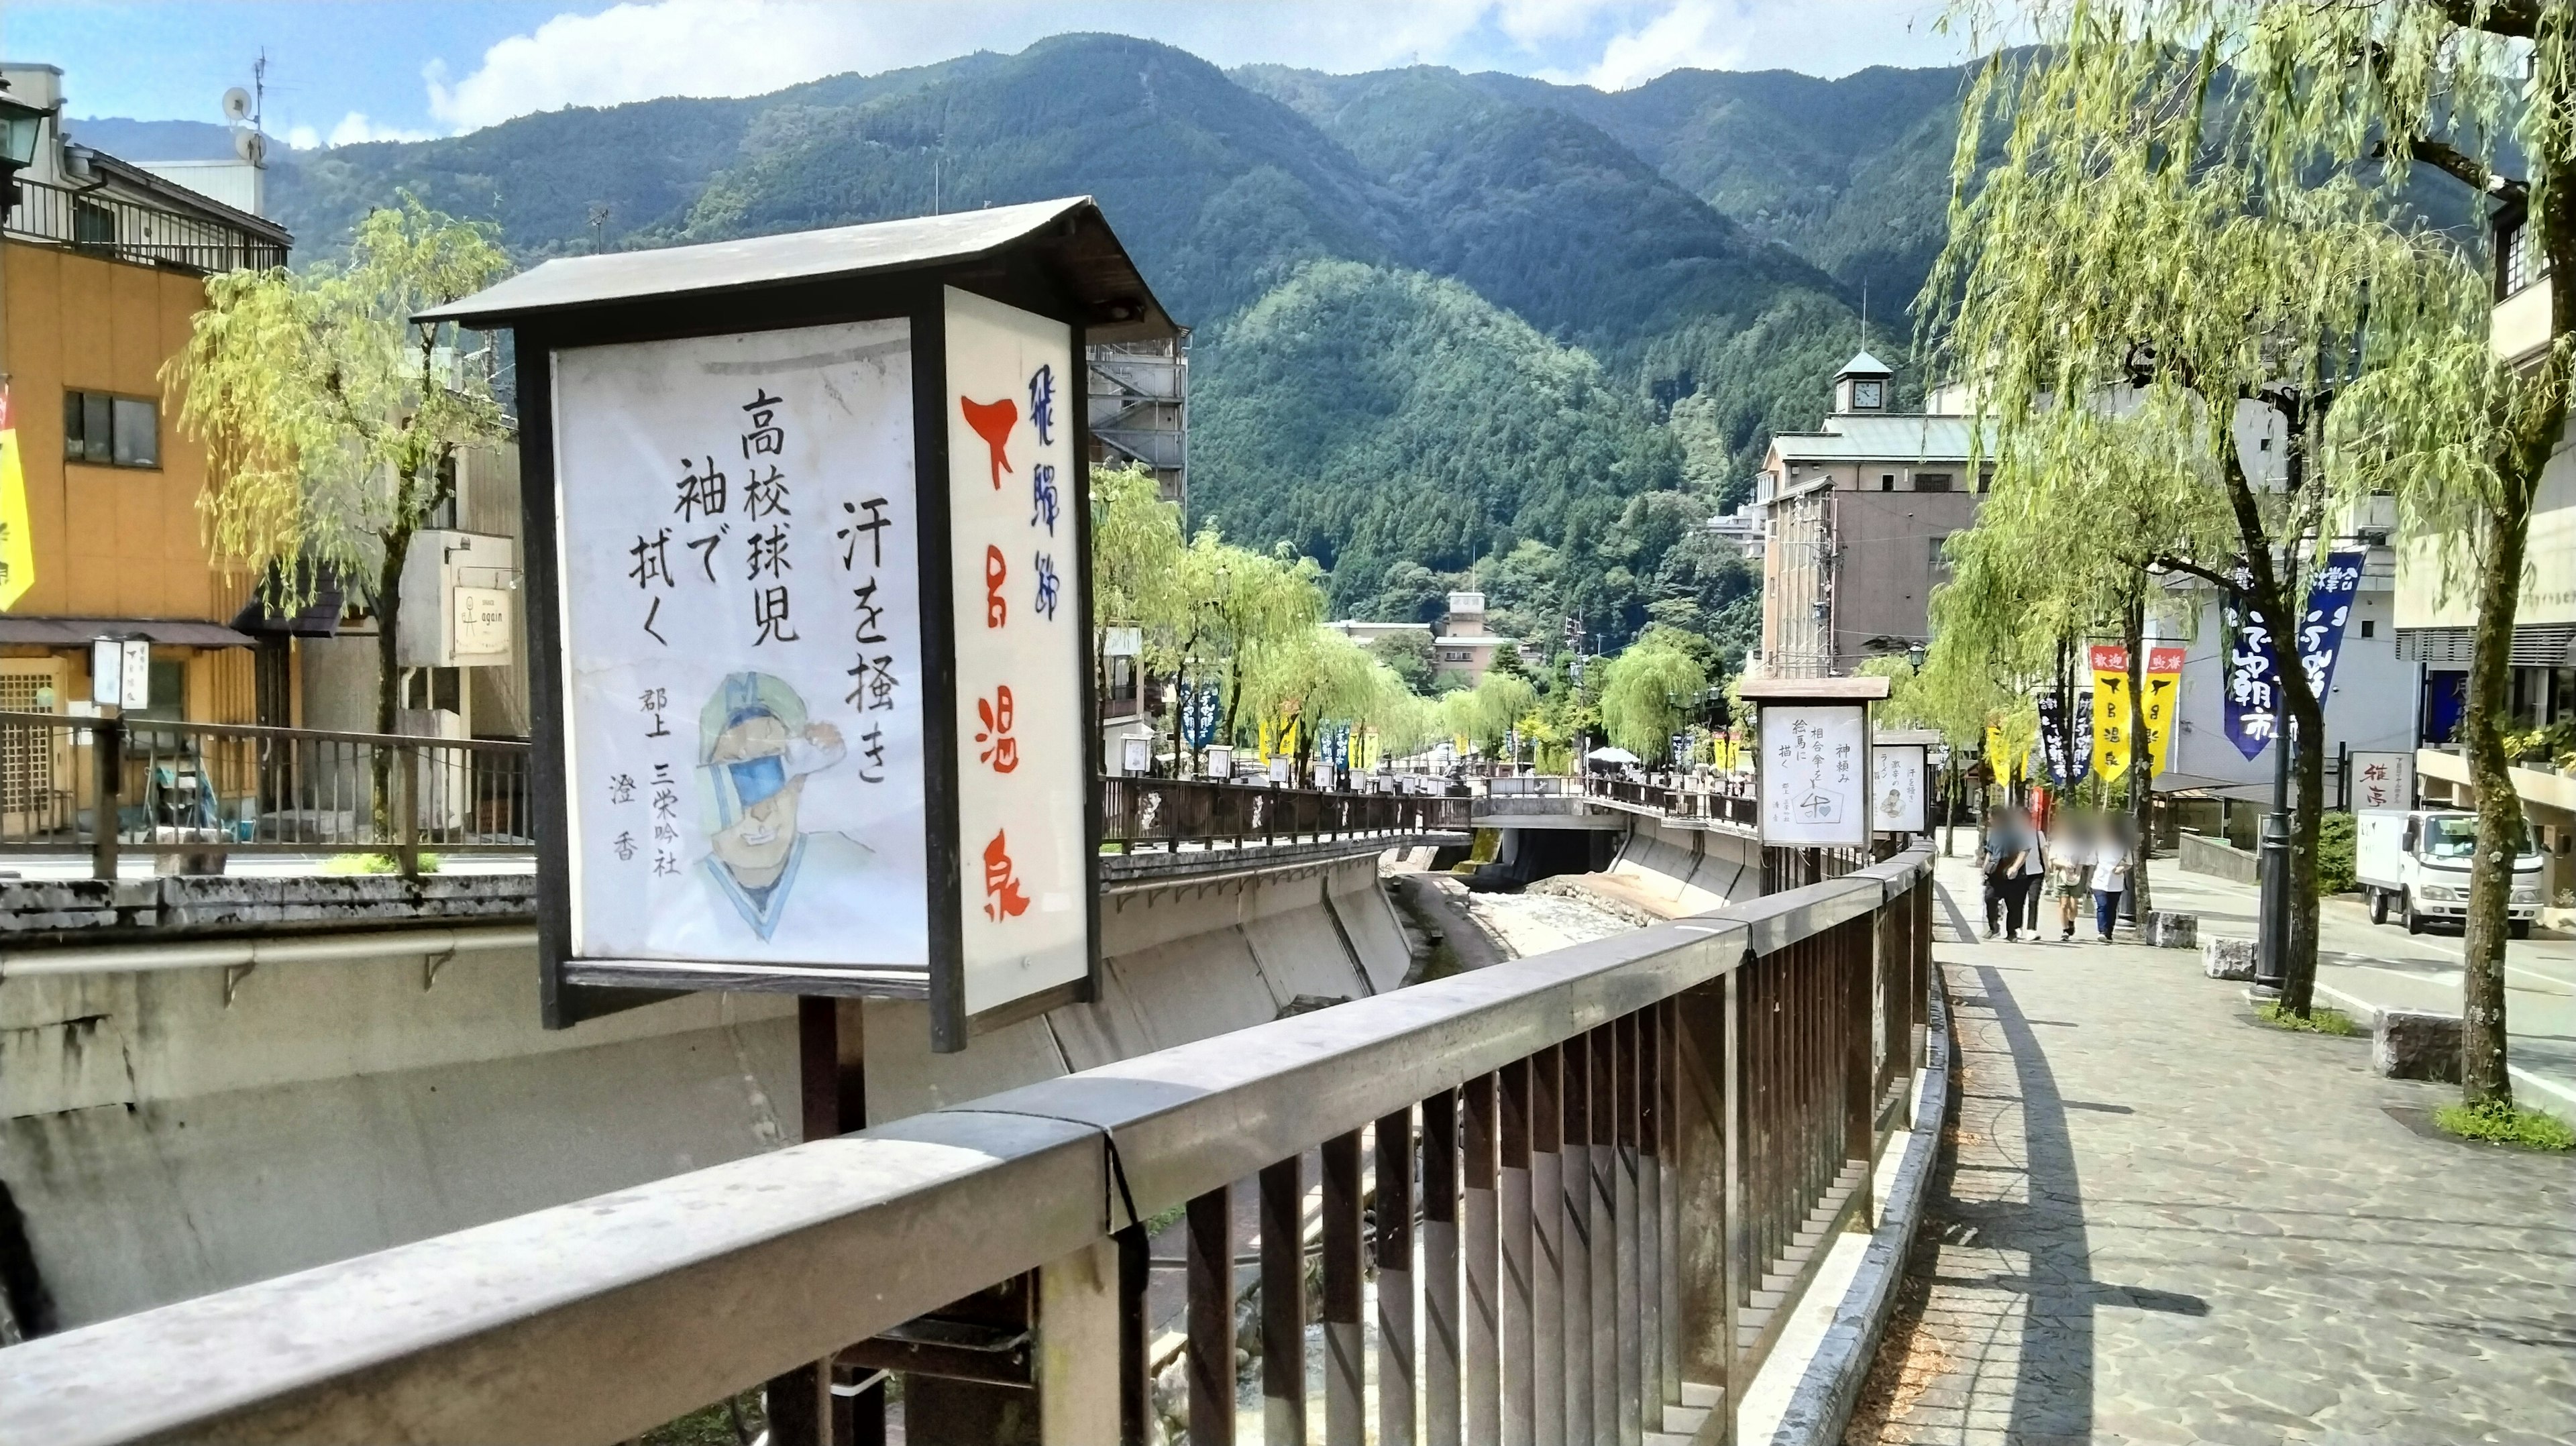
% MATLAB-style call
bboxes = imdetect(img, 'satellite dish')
[234,129,267,165]
[222,86,254,123]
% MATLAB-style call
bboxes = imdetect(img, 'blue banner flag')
[2222,551,2365,760]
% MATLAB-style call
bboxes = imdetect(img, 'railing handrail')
[0,710,535,755]
[1,848,1935,1446]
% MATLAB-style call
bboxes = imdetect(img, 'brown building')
[1750,352,1990,678]
[0,62,292,739]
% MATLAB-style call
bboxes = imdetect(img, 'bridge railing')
[1,845,1935,1446]
[0,710,533,877]
[1101,773,1471,854]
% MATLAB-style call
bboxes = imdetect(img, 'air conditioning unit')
[396,529,518,668]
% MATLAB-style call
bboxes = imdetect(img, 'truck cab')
[2353,809,2544,937]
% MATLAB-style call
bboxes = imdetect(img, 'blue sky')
[3,1,1972,148]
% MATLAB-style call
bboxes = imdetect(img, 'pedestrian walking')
[2012,808,2048,938]
[2048,812,2089,942]
[1980,806,2034,940]
[2090,818,2133,942]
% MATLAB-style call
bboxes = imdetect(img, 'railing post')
[1377,1107,1417,1446]
[1424,1089,1462,1446]
[1036,1237,1122,1444]
[394,739,421,878]
[1323,1128,1365,1445]
[1656,1000,1682,1416]
[1614,1012,1643,1446]
[1260,1155,1306,1443]
[1638,1007,1664,1423]
[1560,1033,1593,1446]
[91,715,123,882]
[1463,1072,1500,1445]
[1530,1047,1566,1446]
[1187,1186,1237,1446]
[1499,1058,1534,1446]
[1588,1023,1618,1439]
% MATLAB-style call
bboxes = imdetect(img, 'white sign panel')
[945,286,1089,1017]
[1758,702,1871,847]
[1872,741,1928,833]
[453,586,514,662]
[553,318,928,969]
[2350,749,2416,812]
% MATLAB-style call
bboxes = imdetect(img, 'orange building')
[0,61,292,734]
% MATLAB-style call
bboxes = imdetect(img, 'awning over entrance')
[0,616,259,649]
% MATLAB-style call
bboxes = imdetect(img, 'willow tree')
[2216,0,2573,1116]
[164,197,513,739]
[1597,631,1709,760]
[1927,388,2224,915]
[1924,23,2475,1014]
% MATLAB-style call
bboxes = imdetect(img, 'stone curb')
[1766,954,1955,1446]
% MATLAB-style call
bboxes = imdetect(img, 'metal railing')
[4,177,288,274]
[1101,774,1472,854]
[1582,773,1760,828]
[1,846,1937,1446]
[0,711,533,876]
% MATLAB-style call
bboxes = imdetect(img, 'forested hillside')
[87,35,1979,659]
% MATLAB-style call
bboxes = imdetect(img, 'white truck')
[2354,809,2545,938]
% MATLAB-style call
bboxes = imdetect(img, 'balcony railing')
[3,176,288,274]
[1101,773,1470,854]
[1,844,1939,1446]
[0,711,532,875]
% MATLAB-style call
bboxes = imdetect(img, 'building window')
[1915,472,1953,493]
[2501,217,2547,296]
[1880,473,1896,492]
[64,391,160,469]
[1977,467,1994,493]
[1442,649,1470,663]
[2358,619,2375,639]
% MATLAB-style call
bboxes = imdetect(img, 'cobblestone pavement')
[1847,857,2576,1446]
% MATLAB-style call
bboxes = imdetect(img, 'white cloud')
[284,124,321,151]
[418,1,1972,133]
[325,111,440,146]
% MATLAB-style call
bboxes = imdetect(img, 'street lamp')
[0,86,46,214]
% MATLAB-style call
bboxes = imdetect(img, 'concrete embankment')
[0,854,1411,1331]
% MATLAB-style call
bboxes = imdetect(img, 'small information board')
[1741,675,1889,852]
[1870,733,1933,834]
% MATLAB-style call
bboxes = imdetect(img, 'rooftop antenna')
[223,50,269,165]
[1860,280,1870,351]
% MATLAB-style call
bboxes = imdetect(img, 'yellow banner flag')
[2090,644,2131,783]
[2142,645,2184,777]
[0,386,32,610]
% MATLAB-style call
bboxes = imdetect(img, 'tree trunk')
[2458,495,2532,1107]
[371,522,415,840]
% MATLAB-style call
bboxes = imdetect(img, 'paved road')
[2139,861,2576,1111]
[1847,857,2576,1446]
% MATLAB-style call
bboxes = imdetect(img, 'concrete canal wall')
[0,855,1409,1331]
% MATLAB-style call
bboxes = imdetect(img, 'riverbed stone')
[2372,1010,2462,1083]
[2201,935,2255,979]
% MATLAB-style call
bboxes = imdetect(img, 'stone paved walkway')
[1847,858,2576,1446]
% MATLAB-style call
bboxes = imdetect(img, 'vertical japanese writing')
[1026,363,1055,445]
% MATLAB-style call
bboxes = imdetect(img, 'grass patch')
[322,852,442,875]
[641,1389,763,1446]
[1142,1201,1188,1237]
[2434,1100,2576,1151]
[2254,1001,2361,1036]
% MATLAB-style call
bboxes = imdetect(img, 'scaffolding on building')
[1087,333,1187,508]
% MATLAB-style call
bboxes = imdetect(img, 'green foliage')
[2254,1001,2361,1037]
[2434,1101,2576,1152]
[2316,812,2358,896]
[1368,630,1437,696]
[1596,630,1710,758]
[323,852,443,875]
[1192,260,1684,619]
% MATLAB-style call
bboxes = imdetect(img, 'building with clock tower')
[1748,351,1994,679]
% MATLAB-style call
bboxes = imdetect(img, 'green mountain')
[94,35,1980,654]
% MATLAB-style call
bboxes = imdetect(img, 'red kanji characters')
[976,685,1018,773]
[982,828,1030,921]
[985,545,1008,628]
[961,396,1017,488]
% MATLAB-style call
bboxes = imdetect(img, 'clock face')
[1853,380,1884,408]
